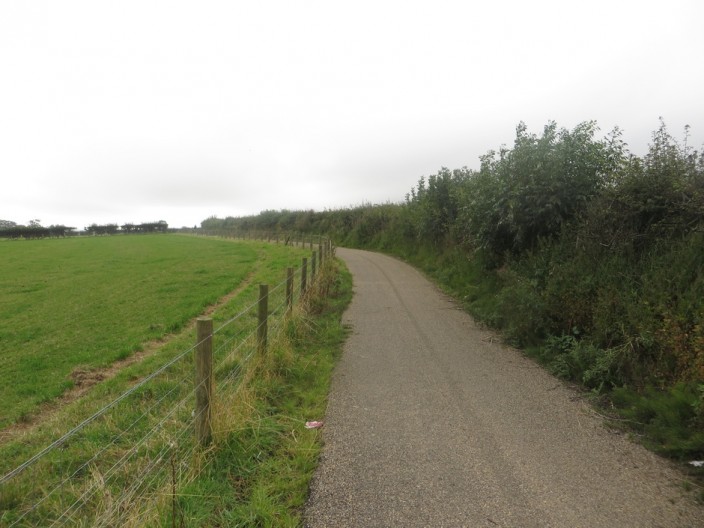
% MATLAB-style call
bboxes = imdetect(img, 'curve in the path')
[304,248,702,528]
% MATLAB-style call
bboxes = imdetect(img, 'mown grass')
[0,235,349,527]
[0,235,262,427]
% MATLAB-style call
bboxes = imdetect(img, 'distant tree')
[47,225,75,237]
[3,225,49,239]
[86,224,105,235]
[85,223,122,235]
[135,221,168,233]
[0,220,76,239]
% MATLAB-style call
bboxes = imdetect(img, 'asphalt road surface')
[304,248,703,528]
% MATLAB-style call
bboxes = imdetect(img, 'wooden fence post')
[286,267,294,313]
[257,284,268,354]
[195,318,213,447]
[301,257,308,295]
[318,244,323,268]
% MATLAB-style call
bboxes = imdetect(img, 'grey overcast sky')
[1,0,703,229]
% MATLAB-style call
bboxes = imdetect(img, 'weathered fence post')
[257,284,268,354]
[318,244,323,268]
[286,267,294,313]
[301,257,308,295]
[195,318,213,447]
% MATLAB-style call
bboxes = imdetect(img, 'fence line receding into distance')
[0,232,335,527]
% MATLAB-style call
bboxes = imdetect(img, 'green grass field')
[0,234,291,428]
[0,233,349,526]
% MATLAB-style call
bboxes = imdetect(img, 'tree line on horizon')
[85,221,170,235]
[0,220,170,239]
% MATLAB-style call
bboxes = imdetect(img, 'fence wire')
[0,239,331,527]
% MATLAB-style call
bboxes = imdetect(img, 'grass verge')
[158,256,353,526]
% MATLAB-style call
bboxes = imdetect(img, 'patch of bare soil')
[0,271,255,445]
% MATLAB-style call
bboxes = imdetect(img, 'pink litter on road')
[305,421,324,429]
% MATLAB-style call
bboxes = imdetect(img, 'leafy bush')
[541,335,625,392]
[198,119,704,460]
[611,383,704,459]
[454,121,624,259]
[493,268,549,346]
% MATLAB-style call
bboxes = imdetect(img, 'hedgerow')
[202,119,704,458]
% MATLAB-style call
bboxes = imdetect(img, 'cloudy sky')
[1,1,702,229]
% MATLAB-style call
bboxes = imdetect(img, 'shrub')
[611,383,704,459]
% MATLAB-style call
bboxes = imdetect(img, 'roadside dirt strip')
[304,248,703,528]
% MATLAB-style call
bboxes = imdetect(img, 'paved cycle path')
[304,248,702,527]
